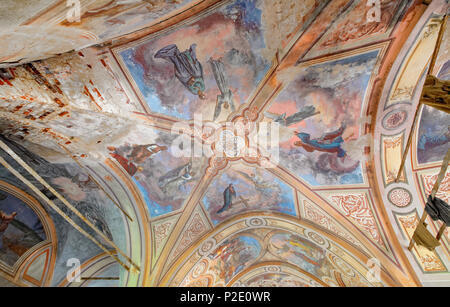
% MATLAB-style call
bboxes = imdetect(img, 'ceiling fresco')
[115,0,272,121]
[303,0,409,59]
[0,0,199,67]
[109,130,208,218]
[0,190,46,268]
[373,8,450,286]
[0,136,141,286]
[0,0,448,288]
[202,163,298,225]
[266,49,379,186]
[416,61,450,165]
[0,178,57,286]
[170,219,385,287]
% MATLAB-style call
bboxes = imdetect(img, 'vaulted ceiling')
[0,0,448,287]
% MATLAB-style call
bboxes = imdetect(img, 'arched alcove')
[0,180,57,286]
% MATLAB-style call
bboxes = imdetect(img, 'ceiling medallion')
[199,238,217,256]
[264,266,281,273]
[246,217,266,227]
[307,231,326,246]
[215,130,246,158]
[206,106,276,176]
[388,187,412,208]
[302,229,327,248]
[382,109,408,130]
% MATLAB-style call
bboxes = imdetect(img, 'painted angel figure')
[158,162,194,192]
[0,211,46,249]
[294,122,347,158]
[217,184,236,214]
[264,105,319,127]
[107,146,143,177]
[237,170,280,197]
[209,58,236,121]
[155,44,206,99]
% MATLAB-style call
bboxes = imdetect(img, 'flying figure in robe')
[127,144,168,164]
[158,162,194,192]
[236,170,281,197]
[294,122,347,158]
[155,44,206,99]
[217,184,237,214]
[209,58,236,121]
[264,105,320,127]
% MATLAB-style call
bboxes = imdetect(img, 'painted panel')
[268,50,379,186]
[381,133,406,185]
[109,130,207,218]
[395,211,447,273]
[0,191,45,267]
[117,0,272,121]
[202,163,297,225]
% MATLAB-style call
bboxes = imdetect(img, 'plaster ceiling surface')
[0,0,448,288]
[0,0,199,67]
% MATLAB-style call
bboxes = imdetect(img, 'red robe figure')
[109,152,142,177]
[127,144,168,164]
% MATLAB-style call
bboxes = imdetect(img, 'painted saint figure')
[109,151,142,177]
[209,58,235,120]
[294,123,347,158]
[107,144,166,177]
[108,146,142,177]
[71,173,98,191]
[127,144,168,164]
[155,44,206,99]
[217,184,236,214]
[418,126,450,154]
[0,211,16,233]
[0,210,16,250]
[264,105,320,127]
[158,162,195,192]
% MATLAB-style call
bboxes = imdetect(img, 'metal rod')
[58,144,133,221]
[395,103,422,182]
[428,15,447,76]
[431,148,450,198]
[408,149,449,250]
[436,223,447,241]
[408,211,428,251]
[396,15,447,182]
[0,156,130,271]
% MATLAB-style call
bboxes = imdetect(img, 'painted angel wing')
[209,58,229,95]
[264,111,285,122]
[285,105,319,126]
